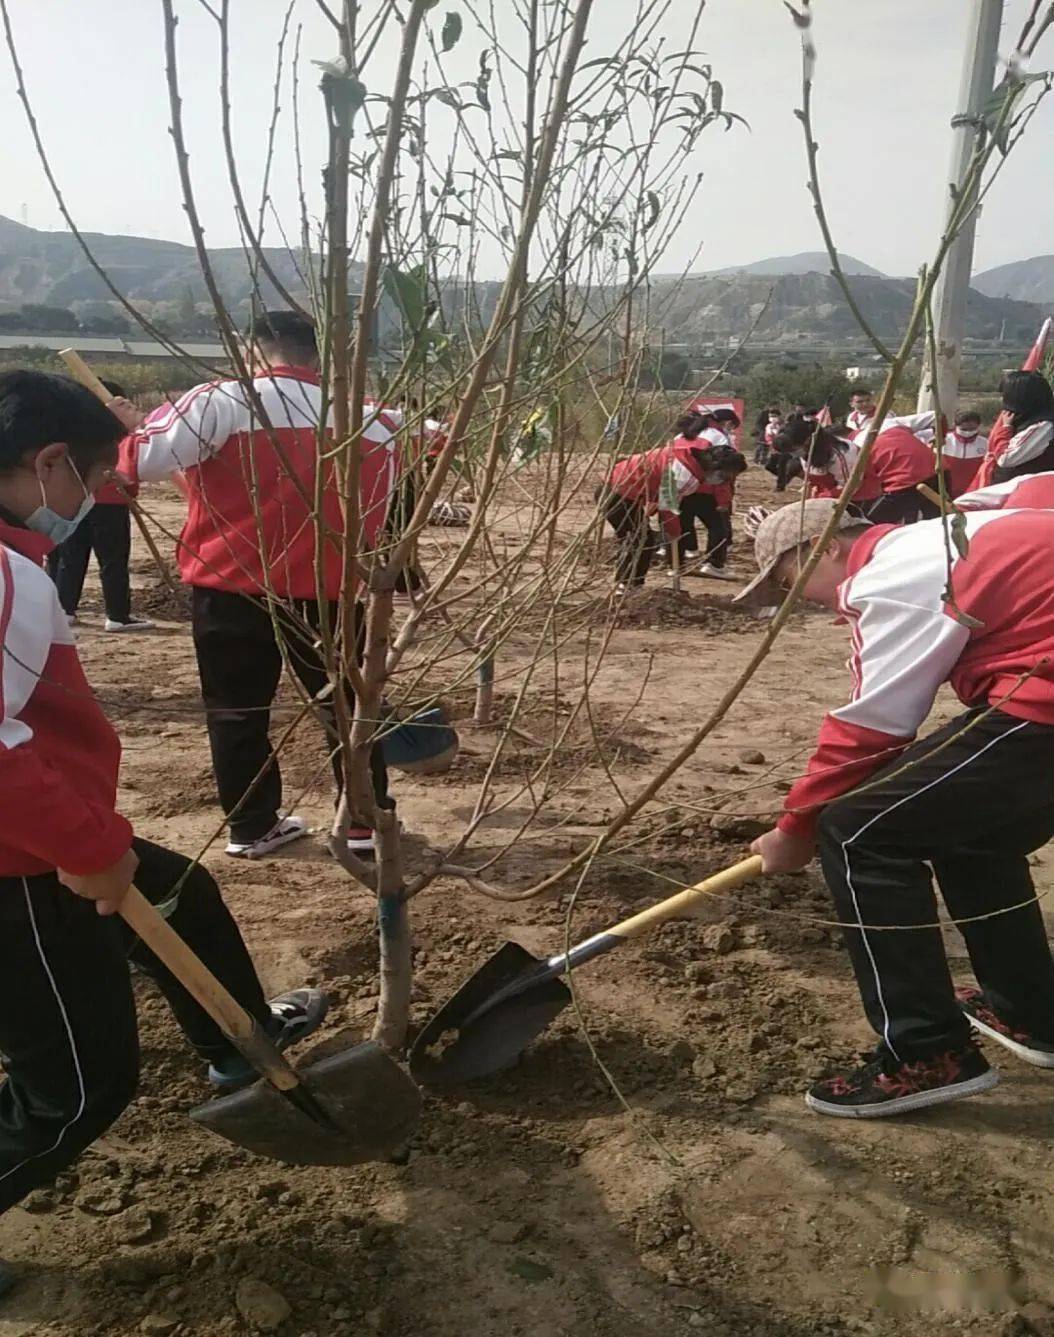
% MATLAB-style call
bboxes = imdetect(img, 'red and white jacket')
[941,428,988,497]
[696,426,738,509]
[423,417,450,460]
[0,519,132,877]
[956,470,1054,511]
[846,408,874,436]
[780,508,1054,838]
[806,437,859,500]
[972,415,1054,490]
[123,367,402,599]
[850,414,938,501]
[609,439,710,538]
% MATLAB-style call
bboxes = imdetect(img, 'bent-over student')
[743,499,1054,1119]
[600,411,736,592]
[0,370,326,1297]
[678,408,746,580]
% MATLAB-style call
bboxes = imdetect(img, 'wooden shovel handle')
[917,482,951,510]
[58,348,183,592]
[119,887,299,1091]
[609,855,763,942]
[59,348,115,403]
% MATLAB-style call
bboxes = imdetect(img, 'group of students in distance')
[601,371,1054,599]
[0,310,428,1293]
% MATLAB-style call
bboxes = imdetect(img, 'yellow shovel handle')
[610,855,764,941]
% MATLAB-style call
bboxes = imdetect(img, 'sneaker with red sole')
[344,826,376,858]
[806,1043,998,1119]
[958,987,1054,1069]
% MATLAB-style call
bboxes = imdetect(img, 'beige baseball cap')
[735,498,869,603]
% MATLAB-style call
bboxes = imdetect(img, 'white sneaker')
[697,564,738,582]
[345,825,376,857]
[225,815,309,859]
[104,615,156,633]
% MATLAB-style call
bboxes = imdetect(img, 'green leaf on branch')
[433,87,462,109]
[315,60,367,135]
[383,265,430,334]
[950,510,970,559]
[711,80,723,116]
[441,11,463,52]
[476,49,492,110]
[640,190,661,232]
[982,72,1048,154]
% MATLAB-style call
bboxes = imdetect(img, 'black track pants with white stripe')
[0,840,270,1215]
[818,708,1054,1062]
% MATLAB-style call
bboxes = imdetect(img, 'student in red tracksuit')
[848,412,947,522]
[122,311,399,860]
[846,389,876,437]
[779,414,942,522]
[680,408,745,579]
[742,499,1054,1119]
[46,379,154,632]
[940,408,988,499]
[602,413,737,590]
[0,371,325,1296]
[948,418,1054,512]
[973,370,1054,489]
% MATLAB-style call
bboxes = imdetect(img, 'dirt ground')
[3,466,1054,1337]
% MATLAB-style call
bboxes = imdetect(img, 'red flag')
[816,402,833,427]
[1023,317,1052,372]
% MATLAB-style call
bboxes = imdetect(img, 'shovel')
[409,854,763,1086]
[120,888,420,1165]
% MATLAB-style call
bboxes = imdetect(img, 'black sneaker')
[208,988,329,1089]
[958,987,1054,1069]
[805,1043,998,1119]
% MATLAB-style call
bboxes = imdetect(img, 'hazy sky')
[2,0,1051,280]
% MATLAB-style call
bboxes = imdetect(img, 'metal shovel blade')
[410,942,571,1087]
[190,1041,421,1166]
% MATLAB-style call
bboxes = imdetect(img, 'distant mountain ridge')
[0,214,339,314]
[706,251,887,279]
[973,255,1054,306]
[648,269,1041,345]
[0,217,1045,348]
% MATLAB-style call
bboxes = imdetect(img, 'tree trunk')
[372,808,413,1052]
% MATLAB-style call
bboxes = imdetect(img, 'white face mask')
[25,456,94,544]
[957,427,980,440]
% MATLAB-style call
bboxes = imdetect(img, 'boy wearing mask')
[0,371,325,1295]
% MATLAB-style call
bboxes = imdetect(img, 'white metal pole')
[917,0,1004,415]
